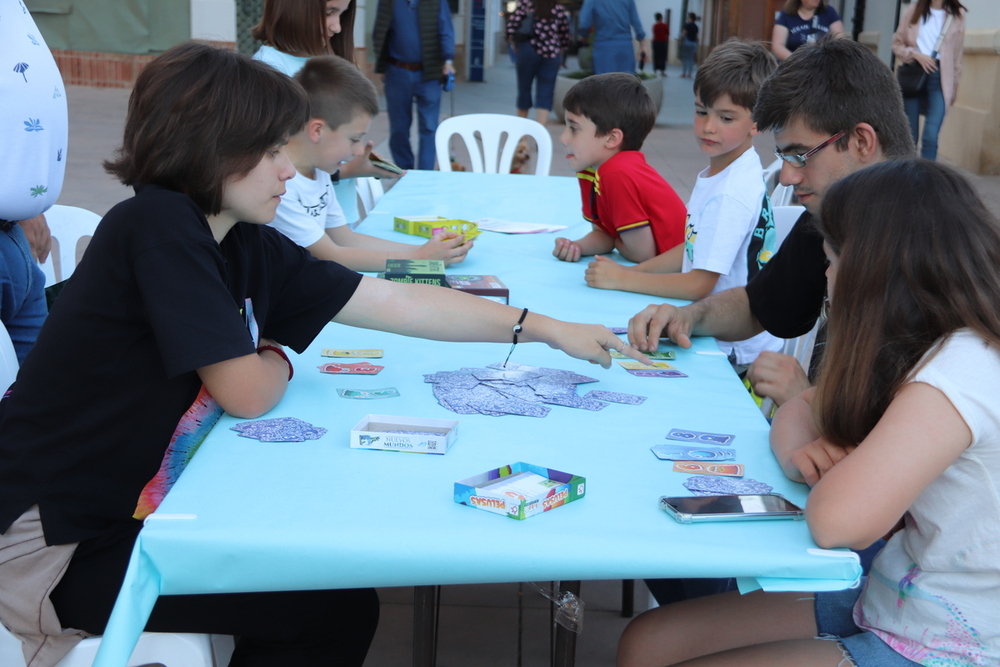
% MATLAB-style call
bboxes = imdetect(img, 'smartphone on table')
[659,494,805,523]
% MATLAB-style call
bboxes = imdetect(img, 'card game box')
[444,275,510,304]
[454,462,586,520]
[383,259,449,288]
[392,216,479,239]
[350,414,458,454]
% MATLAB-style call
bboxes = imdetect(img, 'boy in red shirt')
[553,73,686,265]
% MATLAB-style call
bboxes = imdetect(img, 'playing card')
[626,369,688,378]
[617,361,675,370]
[336,387,400,399]
[608,327,629,334]
[583,390,646,405]
[671,462,745,477]
[665,429,735,446]
[231,417,327,442]
[650,445,736,461]
[610,349,675,360]
[683,476,772,496]
[318,362,384,375]
[321,348,383,358]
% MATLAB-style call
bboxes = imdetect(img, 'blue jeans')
[681,39,697,76]
[815,582,922,667]
[592,40,635,74]
[903,68,945,161]
[384,65,443,171]
[0,224,47,364]
[515,43,561,111]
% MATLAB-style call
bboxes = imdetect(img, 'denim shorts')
[814,583,922,667]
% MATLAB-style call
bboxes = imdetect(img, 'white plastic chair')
[0,321,17,394]
[770,183,795,207]
[356,177,385,218]
[435,114,553,175]
[0,622,233,667]
[762,158,782,192]
[772,205,806,250]
[37,205,101,287]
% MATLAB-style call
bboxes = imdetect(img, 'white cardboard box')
[350,414,458,454]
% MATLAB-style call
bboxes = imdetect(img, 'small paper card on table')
[672,462,744,477]
[650,444,736,461]
[321,348,384,358]
[618,361,675,370]
[610,349,675,360]
[318,362,384,375]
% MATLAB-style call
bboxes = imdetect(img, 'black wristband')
[503,308,529,368]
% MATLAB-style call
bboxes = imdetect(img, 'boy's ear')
[749,121,759,137]
[306,118,326,143]
[603,128,625,151]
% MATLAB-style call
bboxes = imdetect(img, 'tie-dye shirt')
[855,330,1000,666]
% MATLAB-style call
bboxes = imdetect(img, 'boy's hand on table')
[584,255,633,290]
[552,237,583,262]
[746,351,810,407]
[787,437,856,487]
[419,231,473,265]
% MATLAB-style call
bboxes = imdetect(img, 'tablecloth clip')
[806,548,860,560]
[528,582,585,633]
[695,350,728,356]
[143,513,198,525]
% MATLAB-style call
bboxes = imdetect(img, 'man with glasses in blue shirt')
[628,37,914,408]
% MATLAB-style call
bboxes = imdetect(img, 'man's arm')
[627,286,764,351]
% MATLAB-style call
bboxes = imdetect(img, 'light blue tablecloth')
[94,172,860,667]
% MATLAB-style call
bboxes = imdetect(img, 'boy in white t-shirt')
[270,56,474,270]
[584,40,781,364]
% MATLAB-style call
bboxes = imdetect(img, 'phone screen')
[659,494,804,522]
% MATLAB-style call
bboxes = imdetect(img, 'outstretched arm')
[627,286,764,351]
[321,226,473,269]
[334,276,651,367]
[586,255,720,299]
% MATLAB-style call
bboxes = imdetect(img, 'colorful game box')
[454,462,586,520]
[445,275,509,304]
[383,259,449,287]
[350,414,458,454]
[392,216,479,239]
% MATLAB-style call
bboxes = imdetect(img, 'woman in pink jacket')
[892,0,966,160]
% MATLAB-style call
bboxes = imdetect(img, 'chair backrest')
[762,158,782,192]
[772,205,806,250]
[435,114,553,176]
[356,177,385,220]
[38,205,101,287]
[0,320,18,395]
[770,183,795,207]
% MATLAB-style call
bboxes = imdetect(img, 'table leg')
[551,580,580,667]
[621,579,635,617]
[413,585,439,667]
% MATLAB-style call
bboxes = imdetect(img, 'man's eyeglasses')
[773,130,847,168]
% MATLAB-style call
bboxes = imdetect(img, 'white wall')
[191,0,236,42]
[963,0,1000,30]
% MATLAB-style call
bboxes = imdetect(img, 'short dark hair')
[294,55,379,130]
[694,39,776,111]
[563,73,656,151]
[252,0,330,58]
[104,42,308,216]
[655,12,663,21]
[753,37,914,159]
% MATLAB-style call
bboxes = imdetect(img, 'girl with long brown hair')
[616,159,1000,667]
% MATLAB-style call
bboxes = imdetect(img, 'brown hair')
[909,0,967,24]
[694,38,776,111]
[814,159,1000,448]
[104,42,308,216]
[295,55,379,130]
[753,37,914,159]
[252,0,357,60]
[782,0,827,14]
[563,73,656,152]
